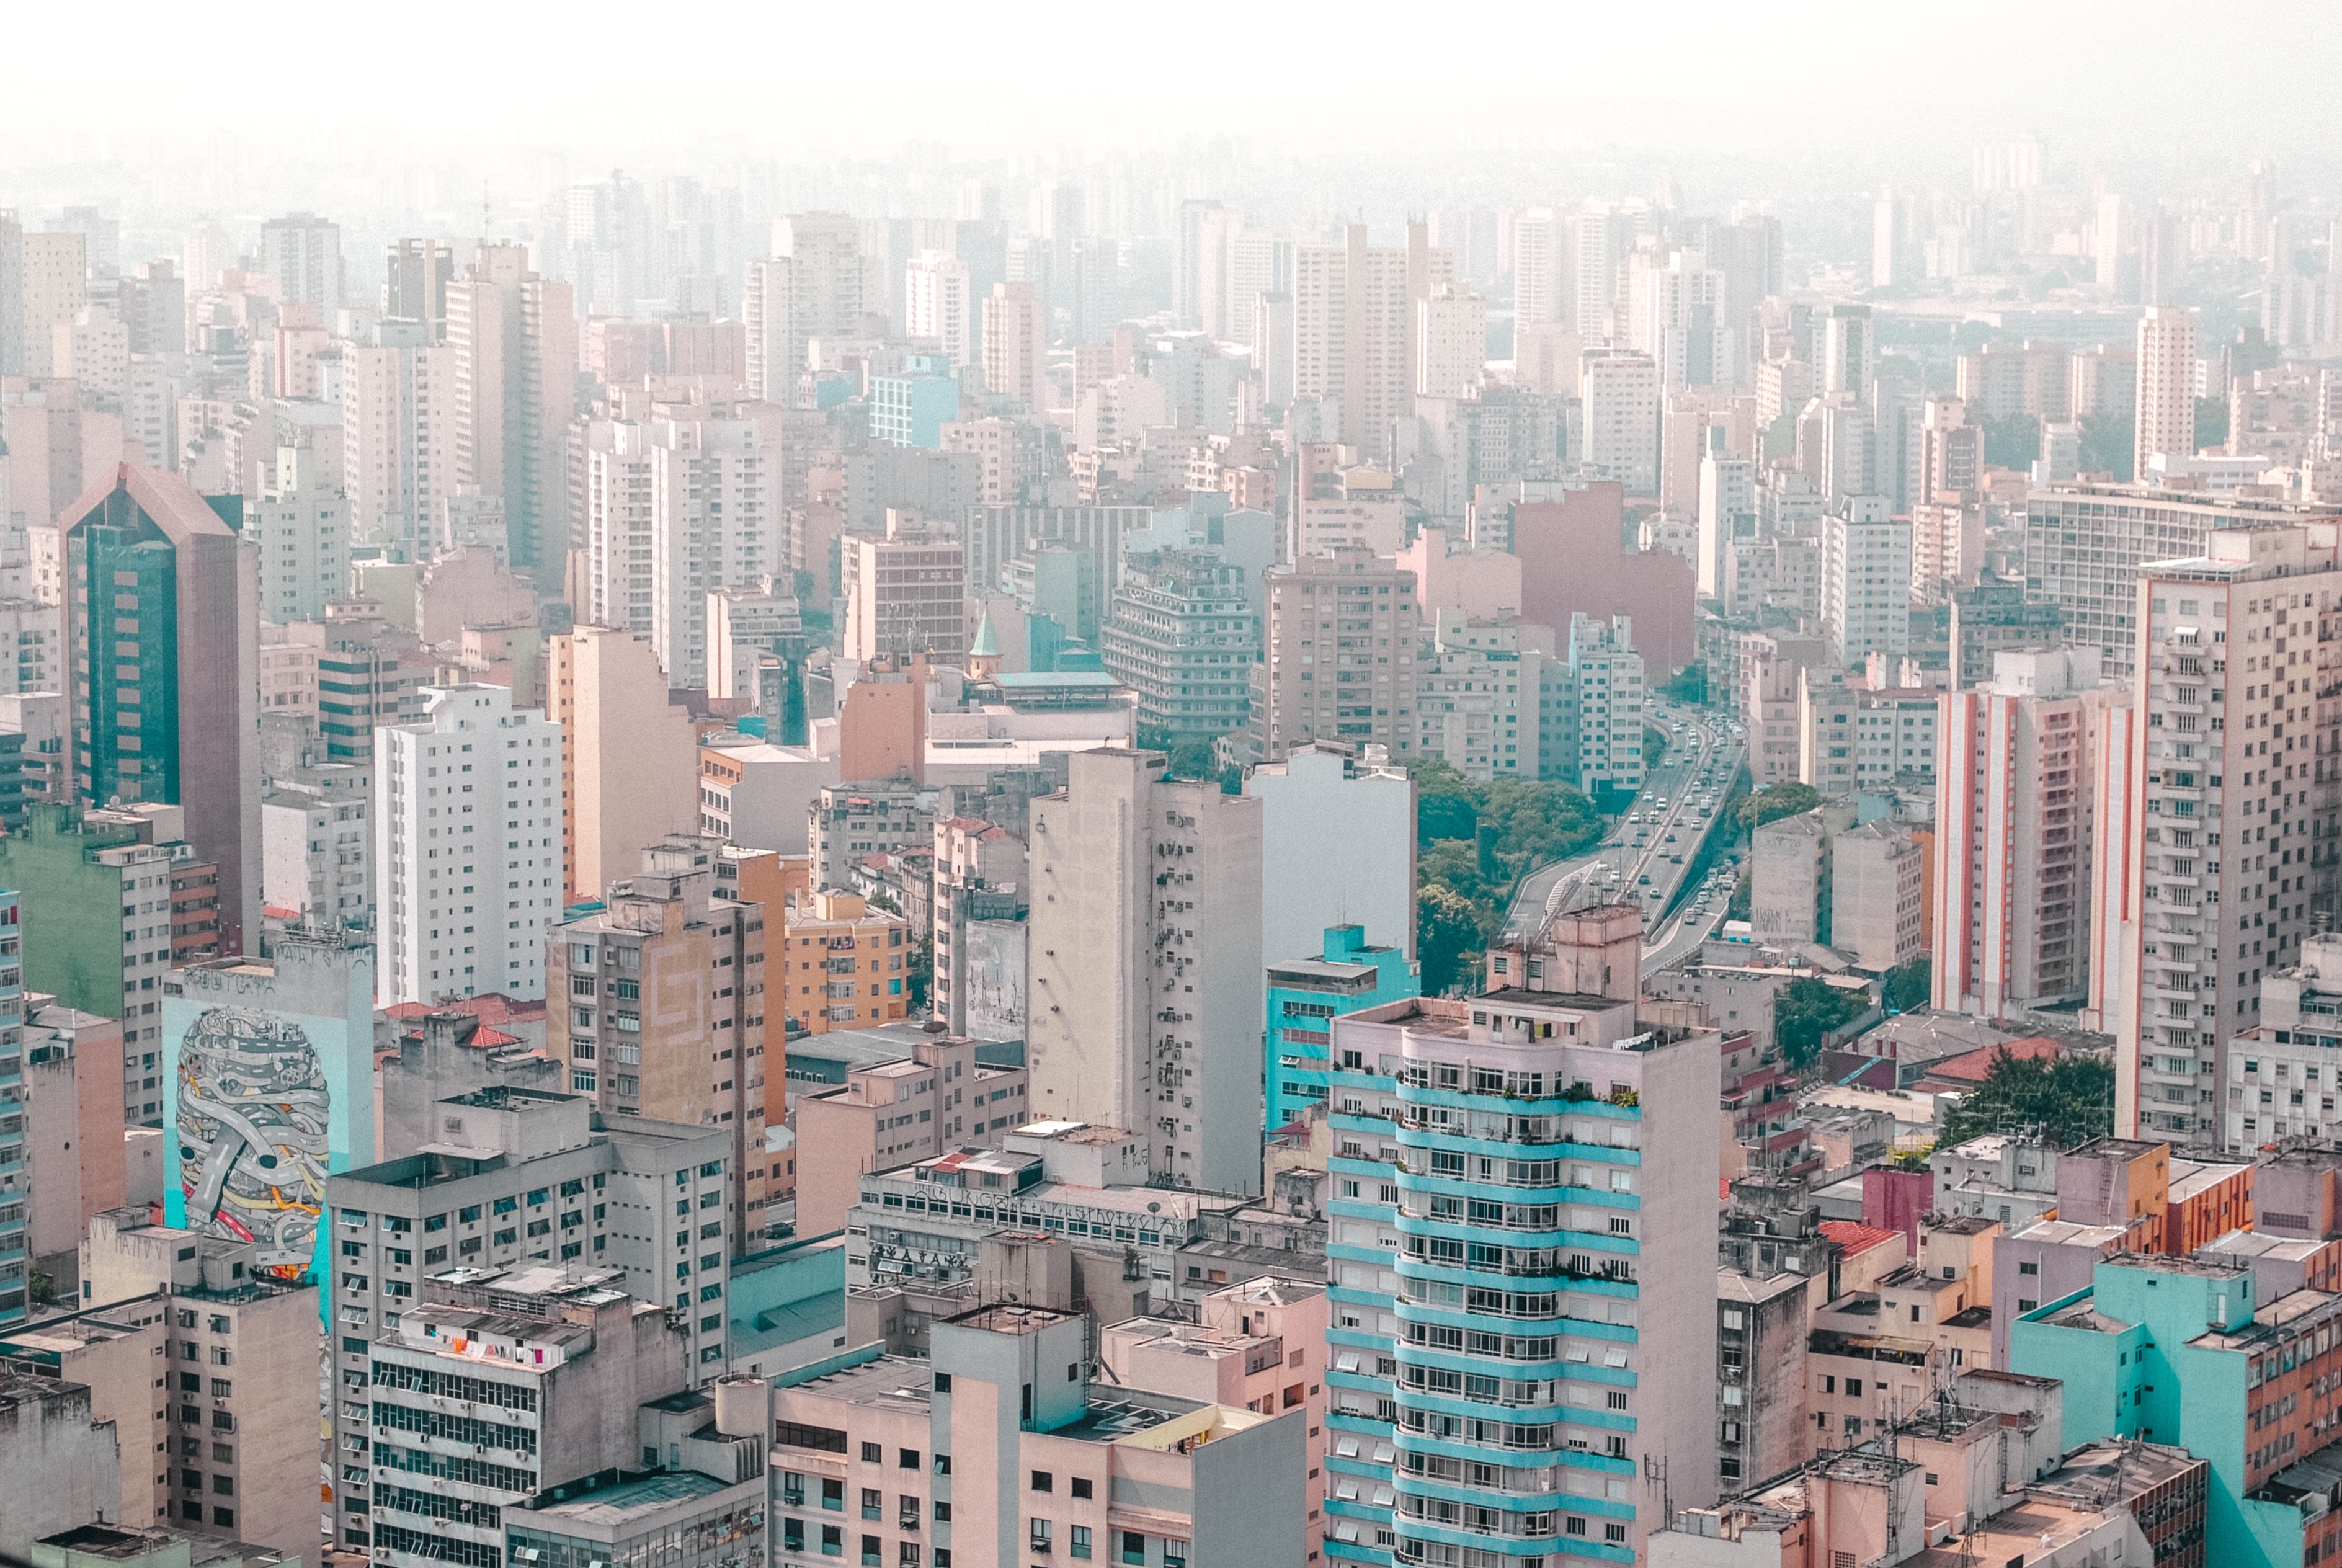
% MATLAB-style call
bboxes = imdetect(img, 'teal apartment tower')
[1267,923,1420,1133]
[1320,954,1721,1566]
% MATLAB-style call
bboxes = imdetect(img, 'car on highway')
[1638,874,1652,885]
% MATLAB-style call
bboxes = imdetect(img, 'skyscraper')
[2113,524,2342,1154]
[981,279,1048,408]
[1820,494,1912,667]
[57,465,259,954]
[1026,748,1262,1194]
[374,682,564,1005]
[904,247,973,368]
[1291,223,1437,465]
[2134,305,2198,481]
[446,242,577,573]
[742,212,863,402]
[258,211,342,309]
[1254,548,1420,764]
[1935,648,2119,1022]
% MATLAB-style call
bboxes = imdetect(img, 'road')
[1503,700,1747,960]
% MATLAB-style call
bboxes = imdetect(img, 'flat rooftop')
[522,1469,733,1524]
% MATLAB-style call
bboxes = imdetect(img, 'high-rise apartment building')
[1936,648,2119,1023]
[1696,435,1756,602]
[1254,549,1419,763]
[2113,524,2342,1154]
[257,212,341,309]
[776,887,911,1038]
[2022,483,2341,680]
[646,402,775,689]
[840,517,966,664]
[545,837,776,1246]
[1328,915,1721,1566]
[2135,305,2198,481]
[1415,612,1546,782]
[547,626,698,904]
[1027,748,1262,1193]
[743,212,863,403]
[0,803,215,1125]
[1820,494,1912,668]
[981,280,1048,409]
[904,249,973,368]
[314,1203,704,1556]
[248,445,344,625]
[1564,612,1647,794]
[1582,350,1660,495]
[1291,223,1438,465]
[20,232,87,377]
[375,683,564,1006]
[58,466,259,954]
[382,238,453,337]
[343,318,456,553]
[1100,547,1258,739]
[447,243,577,572]
[1415,283,1484,399]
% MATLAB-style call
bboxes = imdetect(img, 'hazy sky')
[7,0,2341,166]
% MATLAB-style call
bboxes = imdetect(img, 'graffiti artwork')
[175,1005,332,1280]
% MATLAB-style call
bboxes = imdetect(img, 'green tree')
[1164,736,1216,779]
[1417,883,1485,996]
[1939,1049,2116,1150]
[1666,664,1706,705]
[907,935,933,1013]
[1883,956,1931,1013]
[1405,757,1483,846]
[2077,410,2135,478]
[1737,782,1823,835]
[1773,976,1873,1069]
[2194,396,2230,452]
[1727,867,1751,921]
[1644,725,1670,768]
[1982,412,2042,469]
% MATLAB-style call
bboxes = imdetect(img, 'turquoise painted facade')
[2011,1255,2331,1568]
[1267,924,1418,1133]
[870,354,960,448]
[0,889,22,1327]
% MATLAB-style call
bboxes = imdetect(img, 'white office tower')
[1417,283,1485,399]
[1821,496,1911,667]
[1291,223,1435,465]
[904,249,973,370]
[1028,748,1263,1195]
[1697,430,1756,600]
[1513,207,1569,327]
[251,445,346,625]
[2135,305,2199,481]
[1626,249,1728,390]
[1820,303,1876,396]
[376,683,564,1005]
[648,408,774,690]
[1574,204,1629,337]
[259,211,342,308]
[344,318,456,554]
[1582,351,1659,495]
[2113,525,2342,1154]
[579,399,657,638]
[744,212,864,402]
[1373,980,1721,1564]
[1935,648,2118,1023]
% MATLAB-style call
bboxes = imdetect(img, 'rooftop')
[519,1468,734,1525]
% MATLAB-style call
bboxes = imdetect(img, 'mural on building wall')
[175,1005,332,1279]
[162,933,376,1292]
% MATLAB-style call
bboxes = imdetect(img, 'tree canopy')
[1939,1049,2115,1151]
[1883,957,1931,1014]
[1773,976,1873,1069]
[1402,759,1608,993]
[1737,782,1823,835]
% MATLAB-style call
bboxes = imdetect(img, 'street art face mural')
[175,1005,332,1280]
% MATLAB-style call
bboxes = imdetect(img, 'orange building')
[838,651,927,783]
[780,888,911,1035]
[2165,1156,2254,1255]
